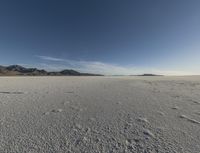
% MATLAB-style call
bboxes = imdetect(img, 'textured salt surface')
[0,76,200,153]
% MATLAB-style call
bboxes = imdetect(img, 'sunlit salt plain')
[0,76,200,153]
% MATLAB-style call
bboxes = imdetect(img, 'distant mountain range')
[0,65,103,76]
[137,74,163,76]
[131,74,163,76]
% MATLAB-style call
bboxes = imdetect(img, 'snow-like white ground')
[0,76,200,153]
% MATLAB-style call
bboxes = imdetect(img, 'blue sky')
[0,0,200,75]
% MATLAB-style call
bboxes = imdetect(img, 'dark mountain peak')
[138,74,163,76]
[5,65,46,74]
[6,65,26,71]
[60,69,81,75]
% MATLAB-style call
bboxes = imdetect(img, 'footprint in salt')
[51,109,63,113]
[157,111,165,116]
[43,112,50,115]
[116,101,122,105]
[191,100,200,105]
[180,115,200,124]
[172,106,179,110]
[143,129,155,138]
[137,117,149,124]
[43,108,63,115]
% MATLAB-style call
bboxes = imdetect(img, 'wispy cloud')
[36,55,194,75]
[36,55,138,75]
[36,55,65,62]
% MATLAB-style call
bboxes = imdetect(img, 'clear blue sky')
[0,0,200,75]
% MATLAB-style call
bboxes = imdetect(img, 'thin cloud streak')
[36,55,65,62]
[36,55,194,75]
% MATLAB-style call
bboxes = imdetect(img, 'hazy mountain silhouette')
[0,65,103,76]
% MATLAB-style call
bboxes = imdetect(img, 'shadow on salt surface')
[0,91,24,94]
[65,91,74,94]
